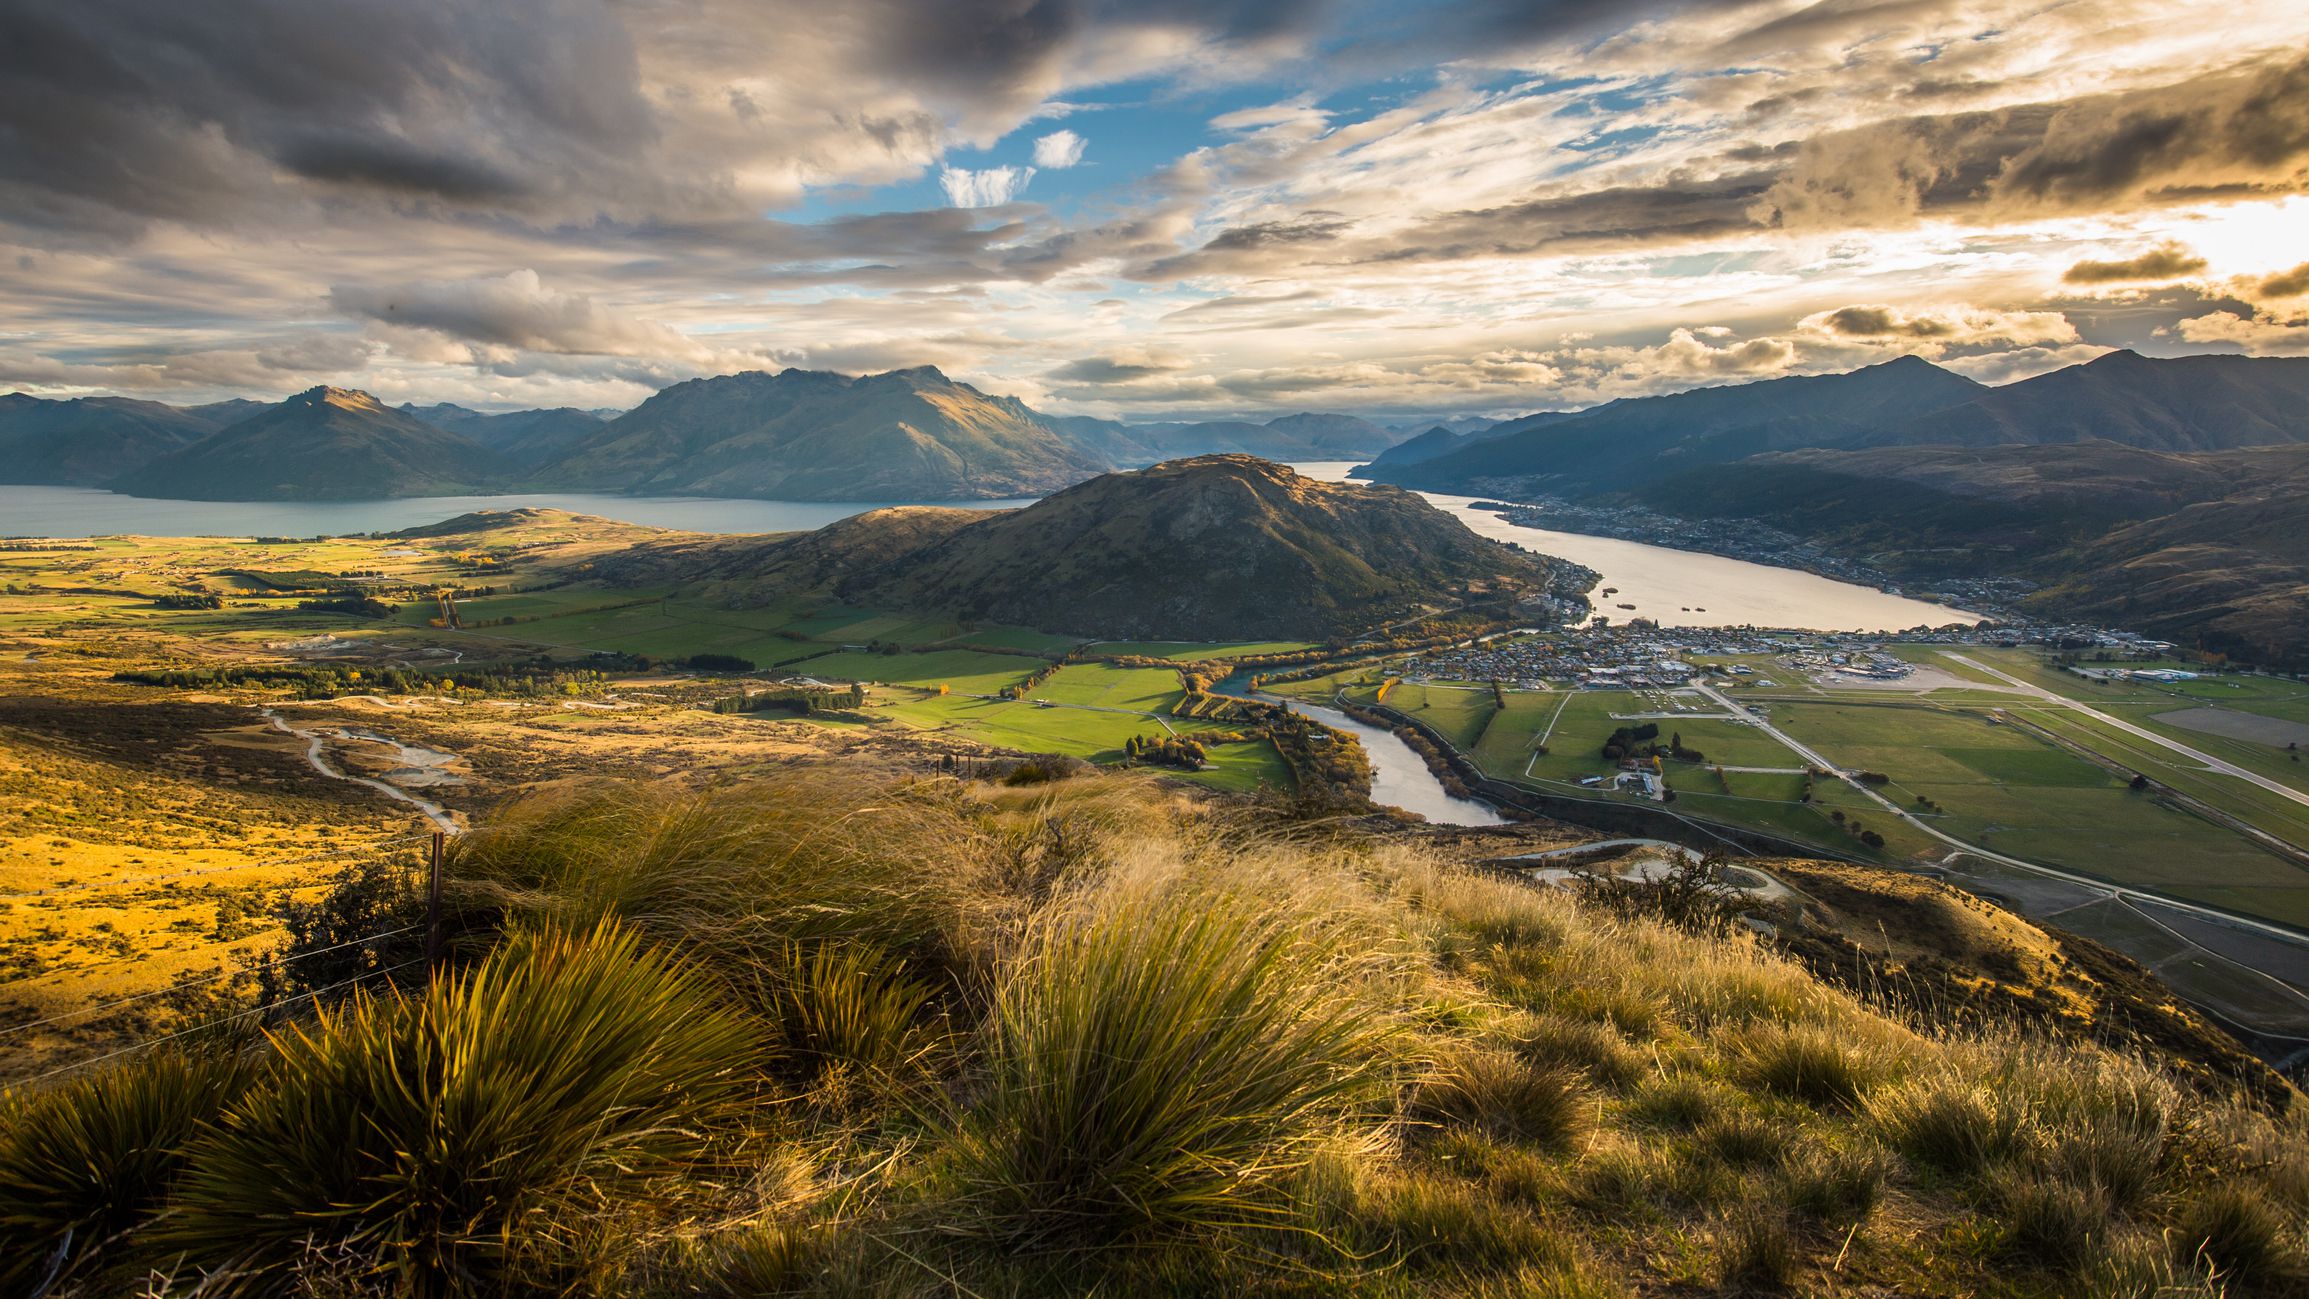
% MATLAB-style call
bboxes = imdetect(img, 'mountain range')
[587,455,1572,640]
[1,369,1413,503]
[1359,350,2309,666]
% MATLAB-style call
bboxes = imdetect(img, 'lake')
[0,485,1034,539]
[2,470,1976,633]
[1290,462,1980,633]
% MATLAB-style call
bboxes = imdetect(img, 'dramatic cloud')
[1033,130,1087,169]
[3,0,2307,412]
[2064,243,2210,284]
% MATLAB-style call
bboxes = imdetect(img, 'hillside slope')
[1885,351,2309,450]
[592,456,1571,640]
[1369,356,1986,494]
[402,403,607,469]
[109,387,508,501]
[536,366,1103,500]
[0,394,232,486]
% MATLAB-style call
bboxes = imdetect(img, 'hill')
[1643,442,2309,665]
[402,403,607,468]
[1883,351,2309,450]
[1368,356,1987,495]
[535,366,1103,500]
[595,456,1573,640]
[8,768,2300,1297]
[0,393,234,486]
[109,387,509,500]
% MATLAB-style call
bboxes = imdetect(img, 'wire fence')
[2,832,449,1087]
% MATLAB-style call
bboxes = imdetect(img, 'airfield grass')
[1088,639,1315,660]
[1365,681,1501,749]
[1760,700,2309,928]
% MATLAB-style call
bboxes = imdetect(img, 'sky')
[2,0,2306,422]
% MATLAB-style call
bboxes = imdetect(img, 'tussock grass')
[942,874,1402,1253]
[0,1046,260,1293]
[9,766,2305,1297]
[1411,1047,1596,1153]
[166,923,760,1293]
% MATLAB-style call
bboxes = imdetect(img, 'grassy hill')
[109,387,508,501]
[594,456,1574,641]
[536,366,1103,501]
[6,768,2301,1296]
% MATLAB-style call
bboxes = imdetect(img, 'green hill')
[108,387,508,501]
[595,455,1574,640]
[535,366,1103,500]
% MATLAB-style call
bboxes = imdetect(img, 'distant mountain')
[1103,411,1399,464]
[110,387,507,501]
[1390,415,1499,438]
[402,403,607,469]
[1642,441,2309,667]
[1876,350,2309,451]
[0,394,231,486]
[594,456,1576,641]
[535,366,1102,500]
[182,398,270,429]
[1369,355,1988,495]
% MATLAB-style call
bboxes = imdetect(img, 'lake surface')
[1291,462,1980,632]
[3,467,1977,633]
[0,485,1032,539]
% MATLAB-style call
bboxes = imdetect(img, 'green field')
[1089,639,1315,661]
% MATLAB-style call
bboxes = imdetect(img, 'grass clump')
[1733,1021,1898,1110]
[0,1047,260,1294]
[2172,1183,2303,1286]
[166,923,759,1293]
[1411,1048,1595,1153]
[943,880,1398,1253]
[755,940,940,1085]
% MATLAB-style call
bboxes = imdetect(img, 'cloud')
[1799,305,2079,350]
[1032,130,1087,169]
[2175,307,2309,354]
[2261,262,2309,298]
[2063,243,2209,284]
[1046,349,1190,383]
[939,165,1035,207]
[330,270,707,359]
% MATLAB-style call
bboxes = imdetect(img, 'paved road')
[1942,653,2309,813]
[1689,681,2309,952]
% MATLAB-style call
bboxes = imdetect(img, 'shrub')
[167,924,760,1292]
[0,1048,261,1293]
[945,888,1396,1253]
[1410,1049,1594,1153]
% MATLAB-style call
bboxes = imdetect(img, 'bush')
[945,889,1396,1252]
[0,1048,261,1293]
[166,924,760,1291]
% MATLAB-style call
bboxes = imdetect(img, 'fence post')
[426,829,446,976]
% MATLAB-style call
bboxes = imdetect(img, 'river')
[1291,462,1980,633]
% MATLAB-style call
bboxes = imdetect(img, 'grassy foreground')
[3,769,2305,1297]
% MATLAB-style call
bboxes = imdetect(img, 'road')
[1942,653,2309,813]
[1689,681,2309,952]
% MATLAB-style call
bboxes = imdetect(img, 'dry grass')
[3,766,2303,1298]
